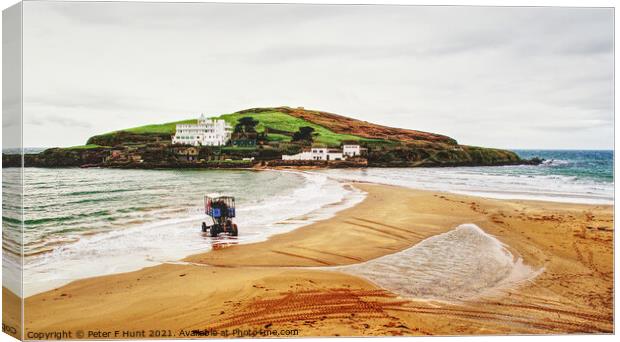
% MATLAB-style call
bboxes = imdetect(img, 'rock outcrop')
[86,131,170,146]
[4,147,109,168]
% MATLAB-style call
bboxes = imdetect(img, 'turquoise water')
[513,150,613,183]
[319,150,614,204]
[2,168,363,296]
[1,150,613,296]
[19,169,302,255]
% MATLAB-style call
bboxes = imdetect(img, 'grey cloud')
[25,92,163,113]
[27,114,92,128]
[19,2,614,149]
[43,1,352,30]
[528,119,613,131]
[236,36,508,65]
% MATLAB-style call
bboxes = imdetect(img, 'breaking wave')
[15,168,365,297]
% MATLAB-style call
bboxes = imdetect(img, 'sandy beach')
[8,183,613,337]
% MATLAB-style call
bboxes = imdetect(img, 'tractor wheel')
[231,224,238,236]
[210,225,219,237]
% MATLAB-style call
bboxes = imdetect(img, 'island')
[2,106,542,168]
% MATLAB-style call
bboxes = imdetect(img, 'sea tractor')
[202,196,238,237]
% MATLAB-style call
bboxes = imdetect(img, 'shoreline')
[13,178,610,297]
[13,170,366,298]
[12,183,613,336]
[3,157,541,170]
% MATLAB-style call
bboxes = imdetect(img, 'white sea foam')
[541,159,570,166]
[21,171,366,297]
[13,163,605,298]
[339,224,542,301]
[2,253,22,297]
[316,167,613,204]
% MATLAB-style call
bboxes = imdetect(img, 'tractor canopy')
[205,196,236,218]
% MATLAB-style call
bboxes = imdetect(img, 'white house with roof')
[343,144,362,157]
[282,150,313,161]
[283,145,359,161]
[171,114,232,146]
[313,147,344,161]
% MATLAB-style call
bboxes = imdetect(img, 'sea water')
[317,150,613,204]
[2,150,613,297]
[339,224,542,302]
[2,168,365,296]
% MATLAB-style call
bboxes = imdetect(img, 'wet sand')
[2,287,21,339]
[11,184,614,336]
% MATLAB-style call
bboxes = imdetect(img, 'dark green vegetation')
[61,144,110,150]
[292,126,316,143]
[5,106,539,168]
[367,144,524,167]
[234,117,259,134]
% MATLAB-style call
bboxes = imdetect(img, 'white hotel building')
[282,145,362,161]
[172,114,232,146]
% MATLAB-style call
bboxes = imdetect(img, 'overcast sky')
[17,2,614,149]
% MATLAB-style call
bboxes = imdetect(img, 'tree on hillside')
[234,117,259,133]
[292,126,315,143]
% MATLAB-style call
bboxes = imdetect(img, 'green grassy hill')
[116,119,195,135]
[91,109,387,147]
[218,110,386,146]
[79,106,526,168]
